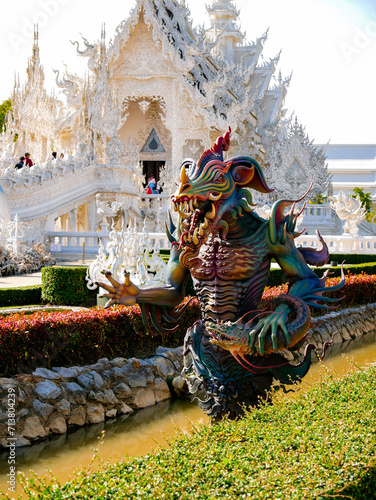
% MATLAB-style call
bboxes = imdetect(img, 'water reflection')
[1,330,375,498]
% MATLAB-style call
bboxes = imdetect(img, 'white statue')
[331,190,366,236]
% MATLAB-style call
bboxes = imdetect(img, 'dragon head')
[206,320,248,351]
[171,128,272,251]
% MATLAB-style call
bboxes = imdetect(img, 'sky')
[0,0,375,144]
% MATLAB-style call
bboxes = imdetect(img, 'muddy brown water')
[1,331,376,499]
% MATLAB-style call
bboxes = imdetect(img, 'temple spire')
[206,0,243,63]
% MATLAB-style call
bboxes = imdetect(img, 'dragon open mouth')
[171,194,220,248]
[206,322,237,347]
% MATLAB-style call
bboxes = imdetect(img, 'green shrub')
[329,253,376,264]
[266,262,376,288]
[0,298,201,376]
[0,285,42,308]
[41,267,96,306]
[18,367,376,499]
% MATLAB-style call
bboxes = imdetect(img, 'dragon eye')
[216,174,224,182]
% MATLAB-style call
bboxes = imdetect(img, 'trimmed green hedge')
[266,262,376,288]
[18,367,376,499]
[0,285,42,308]
[330,253,376,264]
[41,267,96,306]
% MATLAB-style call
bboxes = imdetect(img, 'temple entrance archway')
[142,160,165,188]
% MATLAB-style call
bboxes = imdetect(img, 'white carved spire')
[206,0,243,63]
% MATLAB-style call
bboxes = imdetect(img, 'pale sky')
[0,0,375,144]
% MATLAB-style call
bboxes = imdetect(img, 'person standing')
[52,152,57,160]
[25,153,33,167]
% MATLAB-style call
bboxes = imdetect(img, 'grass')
[12,365,376,500]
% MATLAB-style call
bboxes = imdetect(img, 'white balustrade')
[296,234,376,254]
[47,231,170,253]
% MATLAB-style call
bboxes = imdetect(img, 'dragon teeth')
[193,228,199,245]
[202,218,209,229]
[189,199,194,212]
[206,203,216,220]
[198,224,204,236]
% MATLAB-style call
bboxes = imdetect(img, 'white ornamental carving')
[331,190,366,236]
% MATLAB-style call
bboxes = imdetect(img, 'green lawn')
[15,366,376,500]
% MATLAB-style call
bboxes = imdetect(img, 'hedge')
[17,366,376,499]
[0,285,41,308]
[0,298,201,377]
[41,266,96,306]
[1,274,375,377]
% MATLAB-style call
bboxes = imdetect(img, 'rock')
[110,357,127,367]
[0,378,18,389]
[48,415,67,435]
[112,367,124,378]
[101,370,117,383]
[133,389,156,409]
[173,360,181,370]
[171,375,187,394]
[154,378,170,402]
[33,368,61,380]
[77,374,94,390]
[18,408,29,418]
[175,346,184,356]
[119,402,134,414]
[97,358,109,365]
[22,416,46,439]
[113,382,132,399]
[121,363,135,376]
[155,358,175,378]
[86,403,105,424]
[35,381,61,400]
[89,371,104,390]
[56,367,80,379]
[127,372,147,388]
[56,399,71,416]
[68,407,86,426]
[340,326,352,342]
[144,367,154,384]
[105,409,117,418]
[21,382,37,399]
[32,400,55,419]
[15,436,31,448]
[156,346,171,355]
[64,382,86,404]
[128,358,142,369]
[138,359,151,367]
[18,389,27,403]
[103,389,118,405]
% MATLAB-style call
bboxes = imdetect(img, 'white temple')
[0,0,332,249]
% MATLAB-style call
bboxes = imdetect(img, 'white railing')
[296,234,376,254]
[302,204,332,219]
[47,231,170,254]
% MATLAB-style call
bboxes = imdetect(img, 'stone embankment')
[0,346,187,449]
[1,303,375,449]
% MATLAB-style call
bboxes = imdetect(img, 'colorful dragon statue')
[99,128,344,419]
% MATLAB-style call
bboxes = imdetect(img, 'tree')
[0,99,12,132]
[309,193,328,204]
[352,187,375,222]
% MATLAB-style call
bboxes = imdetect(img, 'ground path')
[0,253,97,289]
